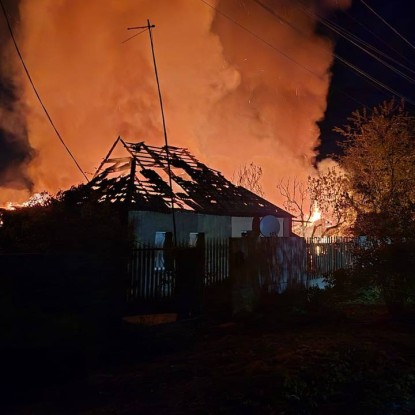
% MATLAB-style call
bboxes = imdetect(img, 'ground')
[2,305,415,415]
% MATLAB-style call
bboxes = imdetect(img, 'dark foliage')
[0,187,134,396]
[352,238,415,313]
[0,185,132,255]
[334,100,415,312]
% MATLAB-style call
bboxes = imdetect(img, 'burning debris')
[21,191,52,207]
[1,192,52,210]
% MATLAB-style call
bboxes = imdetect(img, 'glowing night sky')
[0,0,413,205]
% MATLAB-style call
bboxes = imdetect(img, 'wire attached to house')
[127,20,178,245]
[0,0,89,183]
[121,28,147,44]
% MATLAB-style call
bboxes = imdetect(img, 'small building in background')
[85,137,293,245]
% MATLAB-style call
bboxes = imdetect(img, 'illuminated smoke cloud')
[0,0,34,203]
[0,75,34,194]
[3,0,351,204]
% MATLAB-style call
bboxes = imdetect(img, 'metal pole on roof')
[127,19,177,245]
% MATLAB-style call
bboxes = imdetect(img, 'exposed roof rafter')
[87,137,292,217]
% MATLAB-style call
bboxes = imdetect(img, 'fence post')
[229,236,261,315]
[175,233,205,319]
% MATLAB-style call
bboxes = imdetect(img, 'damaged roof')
[86,137,292,217]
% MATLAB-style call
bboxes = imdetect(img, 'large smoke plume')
[0,0,34,202]
[0,0,351,205]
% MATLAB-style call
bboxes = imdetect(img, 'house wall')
[129,211,292,245]
[231,217,253,237]
[128,211,232,245]
[283,218,291,237]
[231,216,289,237]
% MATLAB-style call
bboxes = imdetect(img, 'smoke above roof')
[0,0,351,205]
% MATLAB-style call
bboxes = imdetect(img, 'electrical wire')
[360,0,415,52]
[199,0,325,81]
[0,0,89,182]
[251,0,414,105]
[342,8,415,68]
[300,7,415,85]
[331,23,415,76]
[121,28,147,44]
[254,1,372,108]
[200,0,368,109]
[336,55,415,106]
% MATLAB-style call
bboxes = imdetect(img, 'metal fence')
[205,238,229,286]
[128,238,229,303]
[128,246,175,301]
[128,236,359,304]
[306,237,356,280]
[229,237,307,294]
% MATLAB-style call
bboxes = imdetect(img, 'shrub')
[352,239,415,313]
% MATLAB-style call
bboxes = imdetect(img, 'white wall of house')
[129,210,291,245]
[129,211,232,244]
[231,217,254,237]
[231,216,288,237]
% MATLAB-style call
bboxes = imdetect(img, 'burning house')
[86,137,293,245]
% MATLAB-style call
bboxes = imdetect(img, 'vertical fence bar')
[152,249,157,299]
[306,236,357,281]
[220,238,224,281]
[140,246,145,298]
[212,238,216,284]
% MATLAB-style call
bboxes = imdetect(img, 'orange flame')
[2,192,52,210]
[309,205,322,224]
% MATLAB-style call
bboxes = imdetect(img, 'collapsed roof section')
[88,137,292,217]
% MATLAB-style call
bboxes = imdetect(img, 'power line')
[360,0,415,52]
[199,0,325,81]
[127,20,178,245]
[252,0,370,109]
[121,28,147,44]
[0,0,89,182]
[200,0,368,109]
[336,55,415,106]
[341,8,415,69]
[331,21,415,76]
[251,0,414,105]
[297,4,415,85]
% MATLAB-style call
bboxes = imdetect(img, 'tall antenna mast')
[128,19,177,245]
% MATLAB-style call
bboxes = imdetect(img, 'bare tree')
[277,177,316,237]
[277,168,354,237]
[232,162,264,197]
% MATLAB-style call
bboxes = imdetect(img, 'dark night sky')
[318,0,415,159]
[0,0,414,190]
